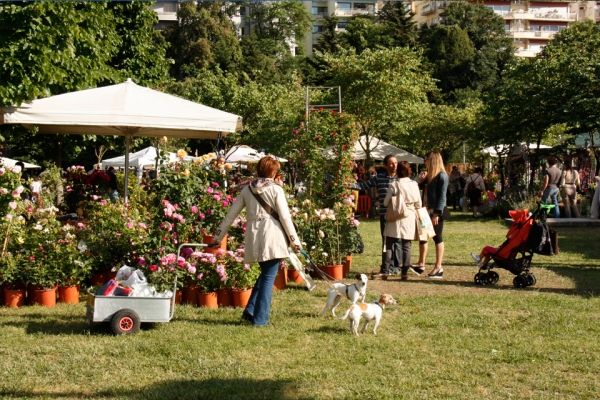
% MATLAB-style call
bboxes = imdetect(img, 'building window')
[312,24,324,33]
[312,6,328,16]
[337,21,349,29]
[337,2,351,13]
[485,4,510,15]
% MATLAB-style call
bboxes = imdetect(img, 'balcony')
[514,48,541,58]
[505,10,577,22]
[334,8,375,17]
[508,30,556,40]
[153,1,178,22]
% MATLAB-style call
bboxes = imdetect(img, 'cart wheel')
[474,272,485,286]
[111,309,141,335]
[525,274,536,287]
[488,271,499,285]
[513,275,527,289]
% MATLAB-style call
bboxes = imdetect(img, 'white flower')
[33,223,43,231]
[318,230,325,239]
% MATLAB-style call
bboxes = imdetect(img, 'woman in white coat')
[383,161,422,280]
[212,156,301,326]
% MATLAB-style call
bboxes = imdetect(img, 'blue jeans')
[542,186,560,218]
[244,258,281,326]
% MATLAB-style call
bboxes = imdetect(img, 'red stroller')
[473,204,557,288]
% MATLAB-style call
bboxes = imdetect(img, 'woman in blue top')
[417,151,448,279]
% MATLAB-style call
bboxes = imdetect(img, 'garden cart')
[86,243,205,335]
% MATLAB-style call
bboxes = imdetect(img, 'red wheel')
[111,309,141,335]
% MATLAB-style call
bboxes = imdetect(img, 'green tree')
[321,47,437,164]
[164,1,242,79]
[314,15,341,54]
[0,1,170,167]
[377,0,418,48]
[420,1,513,100]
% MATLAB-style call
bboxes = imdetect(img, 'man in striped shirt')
[357,154,399,276]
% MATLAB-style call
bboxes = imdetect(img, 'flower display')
[197,182,234,235]
[220,247,259,289]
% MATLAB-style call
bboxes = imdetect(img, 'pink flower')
[138,222,147,229]
[149,264,159,272]
[207,187,214,194]
[76,222,86,229]
[198,213,206,220]
[222,201,230,207]
[197,273,204,281]
[177,256,186,267]
[100,199,108,206]
[126,221,135,229]
[137,257,146,266]
[191,205,199,214]
[187,265,196,274]
[8,201,17,210]
[211,182,220,188]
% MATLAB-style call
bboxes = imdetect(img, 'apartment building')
[410,1,599,57]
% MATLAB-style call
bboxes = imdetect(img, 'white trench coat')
[214,179,300,264]
[383,177,422,240]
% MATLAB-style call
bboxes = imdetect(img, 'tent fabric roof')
[101,146,195,169]
[482,143,551,157]
[1,79,242,139]
[0,157,40,169]
[224,145,262,163]
[353,136,423,164]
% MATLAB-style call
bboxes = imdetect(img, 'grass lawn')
[1,212,599,399]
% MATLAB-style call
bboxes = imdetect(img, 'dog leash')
[299,249,339,288]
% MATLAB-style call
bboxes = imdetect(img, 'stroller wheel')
[474,272,485,286]
[487,271,499,285]
[525,274,536,287]
[513,275,527,288]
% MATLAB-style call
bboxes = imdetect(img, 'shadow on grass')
[308,325,347,335]
[416,275,599,297]
[545,266,600,297]
[0,378,308,400]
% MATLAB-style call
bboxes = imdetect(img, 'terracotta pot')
[231,288,252,308]
[30,286,57,308]
[343,255,352,278]
[202,233,228,254]
[3,287,26,308]
[174,290,183,305]
[217,288,232,307]
[325,264,344,281]
[197,291,218,309]
[58,285,80,304]
[287,269,303,284]
[182,284,199,306]
[273,265,288,290]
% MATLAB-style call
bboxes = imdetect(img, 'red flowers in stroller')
[472,205,557,288]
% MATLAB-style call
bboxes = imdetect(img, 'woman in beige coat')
[383,161,422,280]
[212,156,301,326]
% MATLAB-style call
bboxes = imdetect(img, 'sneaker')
[400,274,408,281]
[409,265,425,276]
[470,253,481,264]
[241,311,253,323]
[428,270,444,280]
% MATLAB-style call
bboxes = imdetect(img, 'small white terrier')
[341,293,396,336]
[320,273,368,317]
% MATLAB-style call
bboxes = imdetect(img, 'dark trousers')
[384,237,411,274]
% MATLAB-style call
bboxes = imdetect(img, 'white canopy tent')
[1,79,242,201]
[224,145,263,164]
[224,145,287,164]
[101,146,195,169]
[482,143,552,157]
[353,136,423,164]
[0,157,40,169]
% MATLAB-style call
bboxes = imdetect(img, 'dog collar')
[374,302,383,309]
[345,283,360,299]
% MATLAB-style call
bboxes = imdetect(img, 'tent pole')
[123,135,131,204]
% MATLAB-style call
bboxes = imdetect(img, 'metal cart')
[86,243,205,335]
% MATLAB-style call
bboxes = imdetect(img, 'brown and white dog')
[320,273,368,317]
[341,293,396,336]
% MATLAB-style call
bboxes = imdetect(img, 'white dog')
[341,293,396,336]
[320,273,368,317]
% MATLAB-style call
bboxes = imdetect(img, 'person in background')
[30,175,43,207]
[382,161,422,281]
[448,166,462,211]
[211,156,301,327]
[106,166,119,202]
[560,160,581,218]
[464,167,486,217]
[356,155,400,276]
[416,151,449,279]
[540,156,562,218]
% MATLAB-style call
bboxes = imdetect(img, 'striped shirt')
[358,172,399,216]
